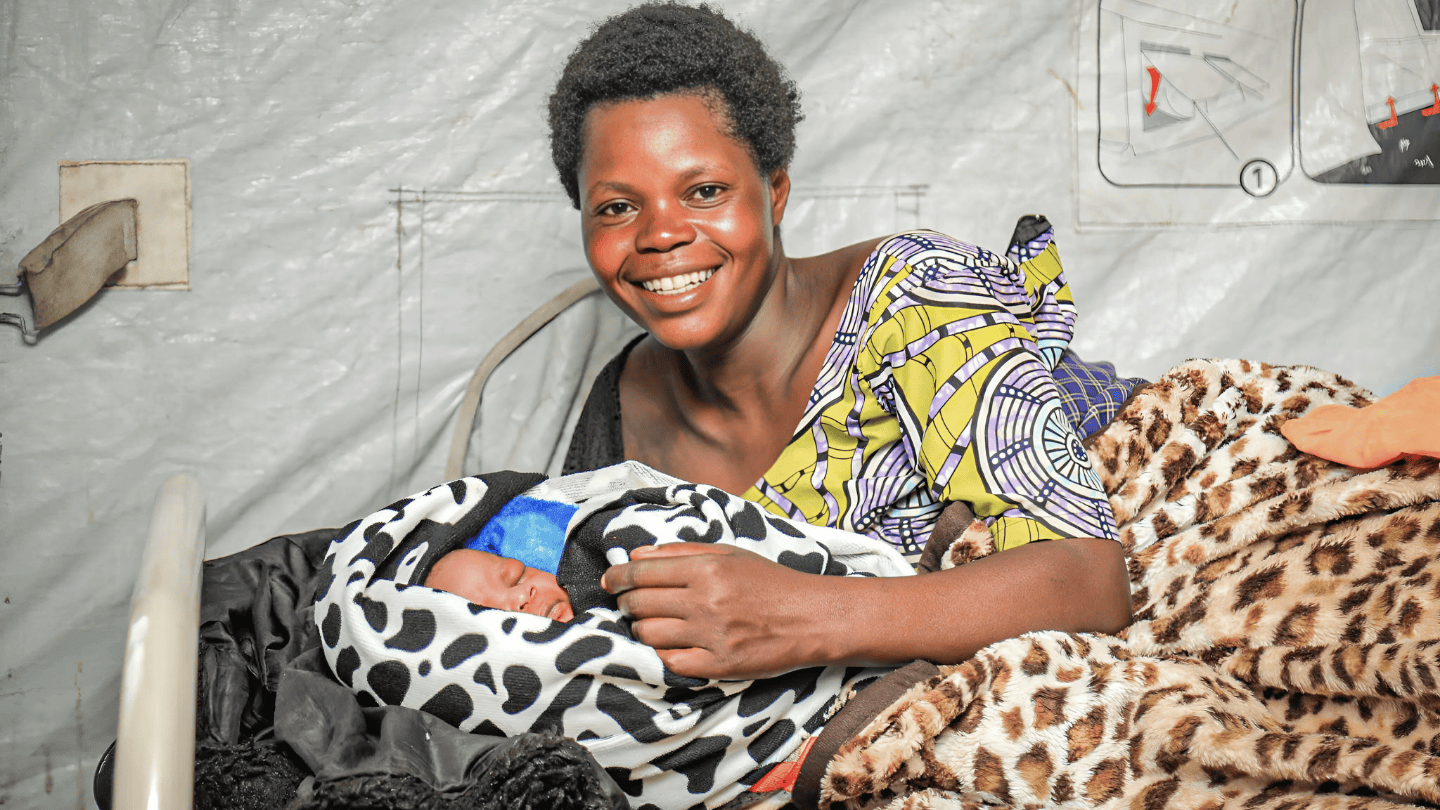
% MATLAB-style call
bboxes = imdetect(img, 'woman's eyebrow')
[587,179,636,197]
[585,164,730,199]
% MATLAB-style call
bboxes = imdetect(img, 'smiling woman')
[548,2,1133,682]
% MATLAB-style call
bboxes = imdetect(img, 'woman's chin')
[627,299,728,351]
[643,319,732,353]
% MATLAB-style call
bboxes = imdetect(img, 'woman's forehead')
[584,93,731,150]
[579,93,757,184]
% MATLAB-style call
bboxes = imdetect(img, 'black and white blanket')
[314,461,912,809]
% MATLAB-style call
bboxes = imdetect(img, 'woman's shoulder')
[841,229,1020,312]
[869,229,1011,274]
[845,226,1071,354]
[802,229,1001,287]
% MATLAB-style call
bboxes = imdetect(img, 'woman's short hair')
[548,2,803,209]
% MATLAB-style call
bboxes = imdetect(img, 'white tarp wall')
[3,0,1438,806]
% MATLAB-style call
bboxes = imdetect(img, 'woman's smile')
[639,266,717,295]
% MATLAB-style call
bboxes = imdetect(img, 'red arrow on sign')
[1379,96,1400,129]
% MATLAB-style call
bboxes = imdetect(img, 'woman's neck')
[677,231,879,425]
[678,255,828,413]
[619,236,878,493]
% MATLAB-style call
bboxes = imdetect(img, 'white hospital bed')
[105,278,630,809]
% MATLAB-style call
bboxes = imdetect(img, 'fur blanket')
[804,359,1440,810]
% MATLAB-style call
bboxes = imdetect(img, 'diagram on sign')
[1097,0,1296,196]
[1301,0,1440,183]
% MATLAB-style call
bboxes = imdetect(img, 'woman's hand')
[602,542,834,680]
[603,536,1133,682]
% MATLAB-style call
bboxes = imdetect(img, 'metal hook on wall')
[2,198,139,343]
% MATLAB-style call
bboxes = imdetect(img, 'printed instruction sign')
[1077,0,1440,225]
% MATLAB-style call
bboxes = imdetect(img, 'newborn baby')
[318,463,916,810]
[424,548,576,623]
[420,469,885,625]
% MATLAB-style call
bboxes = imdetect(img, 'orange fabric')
[748,736,818,794]
[1281,376,1440,468]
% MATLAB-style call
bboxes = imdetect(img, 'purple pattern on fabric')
[753,229,1121,553]
[928,336,1029,423]
[971,355,1118,541]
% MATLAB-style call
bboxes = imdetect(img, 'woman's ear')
[769,168,791,227]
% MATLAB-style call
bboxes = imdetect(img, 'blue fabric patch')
[463,495,576,575]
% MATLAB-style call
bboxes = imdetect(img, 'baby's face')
[426,549,575,622]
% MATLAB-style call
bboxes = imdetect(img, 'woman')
[549,3,1132,681]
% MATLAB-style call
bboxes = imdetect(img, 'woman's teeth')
[642,268,715,295]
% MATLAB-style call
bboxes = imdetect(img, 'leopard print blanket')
[809,359,1440,810]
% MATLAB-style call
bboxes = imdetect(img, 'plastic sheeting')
[1,1,1437,807]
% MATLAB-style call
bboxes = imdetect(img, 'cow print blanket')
[800,359,1440,810]
[314,461,912,810]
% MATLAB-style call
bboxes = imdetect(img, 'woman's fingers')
[633,618,738,680]
[616,584,694,622]
[655,647,722,680]
[601,545,836,679]
[603,542,731,594]
[630,541,729,559]
[628,615,701,649]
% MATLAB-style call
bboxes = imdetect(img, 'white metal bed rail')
[114,473,206,810]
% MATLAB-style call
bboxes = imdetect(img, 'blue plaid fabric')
[1053,350,1147,438]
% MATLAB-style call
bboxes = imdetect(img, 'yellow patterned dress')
[743,228,1119,558]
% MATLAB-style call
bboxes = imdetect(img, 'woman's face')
[578,92,790,352]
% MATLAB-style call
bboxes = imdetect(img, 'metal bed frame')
[110,474,206,810]
[106,278,602,809]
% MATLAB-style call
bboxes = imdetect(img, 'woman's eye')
[597,201,632,217]
[694,184,723,201]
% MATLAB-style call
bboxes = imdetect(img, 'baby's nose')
[516,584,537,611]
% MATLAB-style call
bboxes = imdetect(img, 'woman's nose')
[635,200,695,253]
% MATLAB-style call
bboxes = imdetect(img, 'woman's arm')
[602,535,1131,680]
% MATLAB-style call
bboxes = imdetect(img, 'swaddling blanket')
[315,461,911,810]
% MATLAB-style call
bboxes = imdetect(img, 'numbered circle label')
[1240,159,1279,197]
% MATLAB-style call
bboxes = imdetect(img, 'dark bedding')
[97,525,628,810]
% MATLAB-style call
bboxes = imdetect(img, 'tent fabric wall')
[2,1,1437,806]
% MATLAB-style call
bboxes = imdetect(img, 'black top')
[560,334,646,476]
